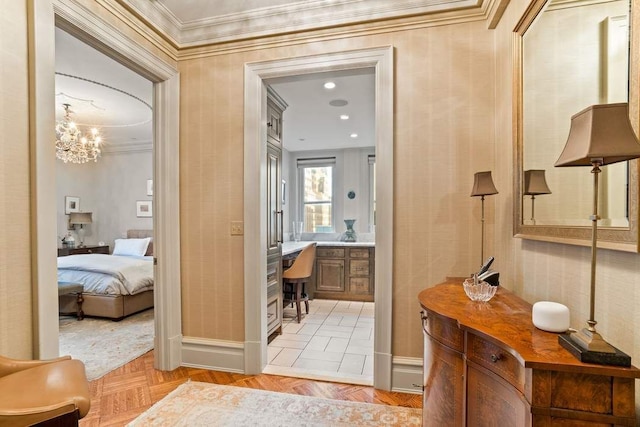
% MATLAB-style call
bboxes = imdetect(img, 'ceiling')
[55,28,153,152]
[156,0,302,22]
[268,69,375,152]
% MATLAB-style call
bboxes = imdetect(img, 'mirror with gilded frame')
[513,0,640,251]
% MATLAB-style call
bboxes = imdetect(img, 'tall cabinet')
[266,86,287,338]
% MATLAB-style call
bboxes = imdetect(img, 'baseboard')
[181,336,244,373]
[391,356,423,394]
[154,333,184,370]
[168,333,183,368]
[180,337,423,395]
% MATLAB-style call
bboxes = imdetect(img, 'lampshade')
[555,103,640,167]
[69,212,92,225]
[470,171,498,197]
[524,170,552,195]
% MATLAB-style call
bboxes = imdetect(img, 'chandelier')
[55,103,102,164]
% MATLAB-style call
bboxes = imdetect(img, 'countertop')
[282,240,375,256]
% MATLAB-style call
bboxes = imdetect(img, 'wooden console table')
[418,280,639,426]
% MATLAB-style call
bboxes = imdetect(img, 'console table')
[418,280,639,426]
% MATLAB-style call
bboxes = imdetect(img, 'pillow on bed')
[113,237,151,257]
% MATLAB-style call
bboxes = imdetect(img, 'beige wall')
[179,21,497,356]
[0,0,32,358]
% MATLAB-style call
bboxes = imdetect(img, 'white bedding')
[57,254,154,295]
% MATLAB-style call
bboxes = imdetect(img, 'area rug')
[128,381,421,426]
[59,308,154,380]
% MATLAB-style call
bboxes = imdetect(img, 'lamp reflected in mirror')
[523,170,551,223]
[555,103,640,366]
[471,171,498,264]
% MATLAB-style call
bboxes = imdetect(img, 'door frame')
[243,46,394,389]
[28,0,182,370]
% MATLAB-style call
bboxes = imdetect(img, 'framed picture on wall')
[136,201,152,217]
[65,196,80,214]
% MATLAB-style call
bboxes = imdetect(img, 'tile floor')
[263,299,374,385]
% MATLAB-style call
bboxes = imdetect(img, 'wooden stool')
[282,243,316,323]
[283,279,310,323]
[58,282,84,320]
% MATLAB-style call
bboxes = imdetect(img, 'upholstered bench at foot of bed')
[58,290,154,321]
[58,282,84,320]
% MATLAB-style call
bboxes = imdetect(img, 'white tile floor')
[263,299,374,385]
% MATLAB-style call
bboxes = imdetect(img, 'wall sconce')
[523,169,552,222]
[555,103,640,366]
[470,171,498,264]
[69,212,92,248]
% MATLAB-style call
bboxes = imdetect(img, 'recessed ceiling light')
[350,133,358,138]
[329,99,348,107]
[340,115,350,120]
[324,82,336,89]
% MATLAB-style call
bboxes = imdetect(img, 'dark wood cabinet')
[419,281,640,426]
[422,331,465,426]
[58,245,109,257]
[466,364,529,427]
[314,246,374,302]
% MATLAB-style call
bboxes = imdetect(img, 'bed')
[58,230,154,320]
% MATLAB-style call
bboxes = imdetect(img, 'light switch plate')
[231,221,244,235]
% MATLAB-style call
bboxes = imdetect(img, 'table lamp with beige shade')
[555,103,640,366]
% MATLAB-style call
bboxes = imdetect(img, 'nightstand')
[58,245,109,257]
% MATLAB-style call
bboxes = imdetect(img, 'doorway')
[30,0,181,371]
[243,46,394,390]
[54,26,155,378]
[264,69,376,385]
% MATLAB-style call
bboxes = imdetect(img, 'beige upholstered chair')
[0,354,90,426]
[282,243,317,323]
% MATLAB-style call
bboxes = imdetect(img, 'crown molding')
[112,0,182,49]
[118,0,501,48]
[176,1,494,60]
[102,140,152,154]
[54,0,178,77]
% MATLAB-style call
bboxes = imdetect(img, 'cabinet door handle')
[490,353,502,363]
[276,210,284,243]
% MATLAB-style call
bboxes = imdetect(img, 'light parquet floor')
[80,350,422,426]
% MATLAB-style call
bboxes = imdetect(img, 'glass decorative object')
[463,277,497,302]
[344,219,356,242]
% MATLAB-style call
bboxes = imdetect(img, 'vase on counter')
[344,219,357,242]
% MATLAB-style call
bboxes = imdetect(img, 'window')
[298,158,335,232]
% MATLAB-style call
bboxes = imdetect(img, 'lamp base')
[559,333,631,367]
